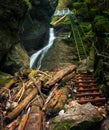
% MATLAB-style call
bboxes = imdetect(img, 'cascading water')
[30,28,55,69]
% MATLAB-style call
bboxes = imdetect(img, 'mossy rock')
[50,103,102,130]
[50,120,75,130]
[41,39,76,71]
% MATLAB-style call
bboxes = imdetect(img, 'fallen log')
[24,97,44,130]
[36,111,45,130]
[45,87,68,115]
[17,107,30,130]
[0,78,16,95]
[5,118,19,130]
[62,72,75,82]
[44,65,77,88]
[31,77,45,103]
[4,87,38,123]
[42,84,58,111]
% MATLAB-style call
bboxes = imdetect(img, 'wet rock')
[21,0,58,55]
[1,44,29,74]
[41,39,77,71]
[0,0,29,74]
[21,21,49,56]
[50,102,103,130]
[0,0,57,73]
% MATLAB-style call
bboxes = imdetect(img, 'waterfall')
[30,28,55,69]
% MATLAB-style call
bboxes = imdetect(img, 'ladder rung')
[75,93,101,97]
[77,88,99,92]
[77,97,106,104]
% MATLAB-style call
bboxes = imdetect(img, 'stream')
[30,28,56,69]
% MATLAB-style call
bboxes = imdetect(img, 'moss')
[92,116,101,123]
[51,120,76,130]
[0,71,13,84]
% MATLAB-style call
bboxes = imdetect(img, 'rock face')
[0,0,29,74]
[41,39,77,71]
[0,0,57,74]
[21,0,58,55]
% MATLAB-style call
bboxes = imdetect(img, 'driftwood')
[42,84,58,111]
[36,111,45,130]
[44,65,77,88]
[31,77,45,103]
[18,107,30,130]
[0,65,78,129]
[4,87,38,123]
[62,72,75,82]
[0,78,16,95]
[5,118,19,130]
[24,97,44,130]
[45,87,68,115]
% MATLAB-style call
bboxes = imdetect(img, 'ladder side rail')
[76,27,87,58]
[67,14,81,61]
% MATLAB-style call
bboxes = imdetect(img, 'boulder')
[1,44,29,74]
[50,102,103,130]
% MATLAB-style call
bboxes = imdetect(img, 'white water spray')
[30,28,55,69]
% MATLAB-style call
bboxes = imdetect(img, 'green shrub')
[94,15,109,34]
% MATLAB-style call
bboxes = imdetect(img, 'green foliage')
[73,2,82,9]
[57,0,69,8]
[23,0,32,10]
[104,37,109,49]
[84,0,97,5]
[90,8,98,16]
[51,16,70,26]
[84,0,92,5]
[63,17,71,25]
[103,9,109,16]
[72,9,79,15]
[94,15,109,34]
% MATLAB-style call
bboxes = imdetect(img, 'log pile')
[0,65,77,130]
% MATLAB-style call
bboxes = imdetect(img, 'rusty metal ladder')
[74,72,106,106]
